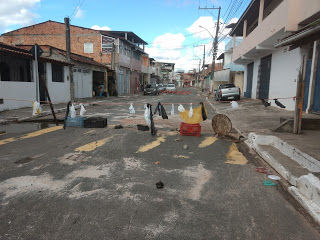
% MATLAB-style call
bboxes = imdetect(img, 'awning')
[275,19,320,48]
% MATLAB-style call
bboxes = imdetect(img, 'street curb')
[0,104,83,125]
[245,132,320,226]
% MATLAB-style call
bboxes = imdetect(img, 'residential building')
[216,38,245,93]
[1,20,149,96]
[180,70,196,87]
[201,63,224,91]
[18,45,107,99]
[175,70,185,87]
[0,43,71,110]
[230,0,320,111]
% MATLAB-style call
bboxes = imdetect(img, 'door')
[38,62,46,102]
[303,59,312,111]
[245,62,254,98]
[74,68,83,99]
[125,72,129,94]
[312,50,320,113]
[259,55,272,99]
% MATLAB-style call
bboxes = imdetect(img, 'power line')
[71,0,85,19]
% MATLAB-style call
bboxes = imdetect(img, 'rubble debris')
[183,144,188,149]
[261,99,271,107]
[156,181,164,189]
[175,138,182,142]
[274,99,286,108]
[255,167,271,174]
[115,125,123,129]
[84,117,107,128]
[263,180,277,186]
[137,124,149,131]
[268,175,281,180]
[155,161,160,165]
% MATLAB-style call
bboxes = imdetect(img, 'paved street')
[0,88,319,240]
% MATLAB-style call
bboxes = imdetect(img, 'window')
[84,43,93,53]
[101,35,114,54]
[0,62,10,81]
[52,64,64,82]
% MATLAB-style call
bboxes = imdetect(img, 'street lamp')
[199,25,214,39]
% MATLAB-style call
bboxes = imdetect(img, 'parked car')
[166,83,176,92]
[163,84,167,90]
[144,84,158,95]
[214,83,240,101]
[156,84,165,92]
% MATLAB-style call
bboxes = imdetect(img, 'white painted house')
[230,0,320,111]
[0,43,71,111]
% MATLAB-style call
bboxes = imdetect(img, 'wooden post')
[293,54,306,134]
[65,17,74,101]
[40,75,58,126]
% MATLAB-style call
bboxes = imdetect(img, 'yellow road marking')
[84,130,96,135]
[173,155,190,159]
[136,136,165,153]
[75,136,113,152]
[225,143,248,165]
[0,126,63,146]
[198,136,217,148]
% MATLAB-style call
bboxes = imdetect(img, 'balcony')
[232,0,288,64]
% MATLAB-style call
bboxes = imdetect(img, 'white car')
[166,83,176,92]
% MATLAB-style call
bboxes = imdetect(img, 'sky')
[0,0,251,72]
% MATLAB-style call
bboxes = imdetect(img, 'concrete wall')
[0,81,36,110]
[268,47,301,110]
[234,72,244,95]
[245,47,300,110]
[287,0,320,31]
[46,64,71,103]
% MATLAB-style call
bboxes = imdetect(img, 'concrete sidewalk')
[206,96,320,225]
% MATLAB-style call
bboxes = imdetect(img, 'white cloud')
[73,6,84,19]
[91,25,111,31]
[186,16,238,40]
[0,0,40,29]
[145,16,237,72]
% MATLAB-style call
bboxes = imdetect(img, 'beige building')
[230,0,320,111]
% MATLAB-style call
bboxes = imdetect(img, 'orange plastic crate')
[180,122,201,136]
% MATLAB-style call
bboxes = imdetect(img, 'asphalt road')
[0,88,319,240]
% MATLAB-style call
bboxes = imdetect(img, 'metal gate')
[124,73,129,94]
[245,62,254,98]
[259,55,272,99]
[303,59,312,111]
[118,73,124,95]
[312,50,320,113]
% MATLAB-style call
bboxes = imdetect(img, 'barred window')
[52,64,64,82]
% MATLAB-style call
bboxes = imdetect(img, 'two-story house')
[216,38,245,93]
[230,0,320,111]
[1,20,149,96]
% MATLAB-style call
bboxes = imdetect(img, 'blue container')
[66,116,85,128]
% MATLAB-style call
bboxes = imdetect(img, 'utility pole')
[194,44,205,91]
[65,17,74,101]
[199,6,221,94]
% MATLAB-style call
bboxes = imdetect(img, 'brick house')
[1,20,149,96]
